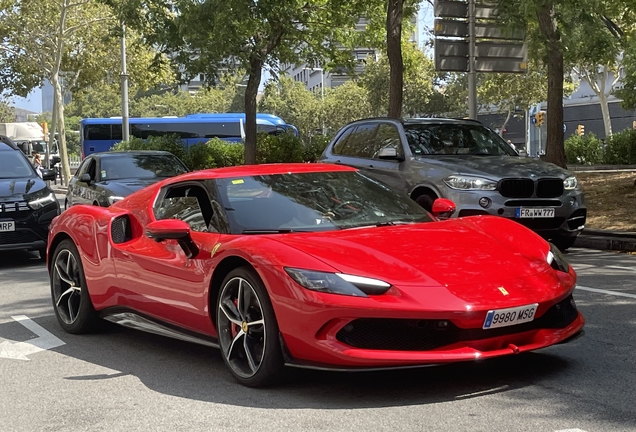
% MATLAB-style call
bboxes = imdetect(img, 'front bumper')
[443,187,586,239]
[0,204,58,252]
[267,269,584,369]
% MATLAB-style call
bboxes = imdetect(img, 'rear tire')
[50,239,99,334]
[216,266,285,387]
[415,193,436,212]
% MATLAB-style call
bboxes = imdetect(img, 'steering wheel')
[332,200,365,219]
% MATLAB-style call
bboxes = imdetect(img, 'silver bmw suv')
[320,118,586,250]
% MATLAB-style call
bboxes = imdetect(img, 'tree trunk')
[537,2,567,168]
[47,90,58,171]
[386,0,404,118]
[598,90,613,138]
[500,108,512,137]
[244,57,263,165]
[52,75,71,185]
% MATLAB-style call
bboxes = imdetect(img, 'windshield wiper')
[346,220,417,229]
[242,229,309,234]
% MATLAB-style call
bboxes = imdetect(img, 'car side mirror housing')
[79,173,91,183]
[42,169,56,181]
[146,219,199,258]
[377,147,404,161]
[431,198,456,220]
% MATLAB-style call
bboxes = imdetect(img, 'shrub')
[256,133,305,164]
[302,135,331,162]
[564,133,604,165]
[604,129,636,165]
[111,135,188,162]
[188,138,244,169]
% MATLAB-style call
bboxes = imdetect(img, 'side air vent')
[111,215,132,244]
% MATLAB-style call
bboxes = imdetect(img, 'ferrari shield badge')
[498,287,509,296]
[211,242,222,257]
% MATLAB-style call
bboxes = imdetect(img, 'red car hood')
[272,219,549,288]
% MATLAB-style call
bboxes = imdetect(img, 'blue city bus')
[80,113,299,158]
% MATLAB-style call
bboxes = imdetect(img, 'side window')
[154,184,215,233]
[76,158,92,177]
[331,127,354,155]
[342,124,379,158]
[86,160,97,181]
[373,124,403,159]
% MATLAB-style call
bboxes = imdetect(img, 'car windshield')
[216,171,433,233]
[403,123,519,156]
[0,151,36,179]
[100,154,188,181]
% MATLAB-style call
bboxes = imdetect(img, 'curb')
[574,229,636,252]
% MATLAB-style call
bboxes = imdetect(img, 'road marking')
[607,265,636,272]
[0,315,65,361]
[555,429,588,432]
[577,286,636,299]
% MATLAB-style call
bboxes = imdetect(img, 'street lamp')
[303,67,325,135]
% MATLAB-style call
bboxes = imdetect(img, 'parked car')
[0,135,60,260]
[320,118,587,250]
[65,151,189,208]
[47,163,584,387]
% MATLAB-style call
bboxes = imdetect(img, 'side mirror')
[146,219,199,258]
[79,173,91,183]
[431,198,456,220]
[377,147,403,160]
[42,169,56,181]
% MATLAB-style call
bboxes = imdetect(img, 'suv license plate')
[483,303,539,329]
[0,221,15,232]
[516,207,555,218]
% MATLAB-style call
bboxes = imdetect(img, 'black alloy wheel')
[217,266,285,387]
[50,239,99,333]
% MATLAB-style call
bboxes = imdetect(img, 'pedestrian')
[33,153,44,179]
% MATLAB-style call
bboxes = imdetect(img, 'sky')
[10,3,434,114]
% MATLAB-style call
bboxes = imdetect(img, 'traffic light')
[534,111,545,127]
[576,124,585,136]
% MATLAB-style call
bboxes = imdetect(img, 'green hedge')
[604,129,636,164]
[564,133,604,165]
[111,133,323,171]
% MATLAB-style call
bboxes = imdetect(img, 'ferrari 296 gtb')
[47,163,584,387]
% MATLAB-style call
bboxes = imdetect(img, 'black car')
[0,135,60,260]
[66,151,189,208]
[320,117,587,250]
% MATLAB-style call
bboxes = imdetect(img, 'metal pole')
[468,0,477,119]
[320,70,325,135]
[120,23,130,142]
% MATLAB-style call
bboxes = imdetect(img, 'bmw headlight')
[547,243,570,273]
[563,176,578,190]
[27,192,56,209]
[108,196,125,205]
[285,268,391,297]
[444,175,497,191]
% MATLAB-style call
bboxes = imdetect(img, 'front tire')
[50,239,99,334]
[216,266,285,387]
[415,193,436,212]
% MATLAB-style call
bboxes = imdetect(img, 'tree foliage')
[0,99,16,123]
[109,0,375,164]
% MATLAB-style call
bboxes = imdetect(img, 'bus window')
[86,124,112,140]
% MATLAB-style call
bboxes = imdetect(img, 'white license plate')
[483,303,539,329]
[0,221,15,232]
[516,207,555,218]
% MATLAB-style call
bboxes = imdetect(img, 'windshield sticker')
[231,179,244,185]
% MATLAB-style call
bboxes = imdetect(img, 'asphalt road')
[1,242,635,431]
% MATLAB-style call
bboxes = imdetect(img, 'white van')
[0,122,61,167]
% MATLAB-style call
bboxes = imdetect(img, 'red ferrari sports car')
[47,163,584,387]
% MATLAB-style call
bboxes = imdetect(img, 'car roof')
[343,117,483,127]
[162,163,357,184]
[90,150,175,157]
[0,135,19,151]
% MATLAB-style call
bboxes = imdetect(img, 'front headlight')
[108,196,125,205]
[547,243,570,273]
[563,176,578,190]
[284,268,391,297]
[443,175,497,191]
[27,192,56,209]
